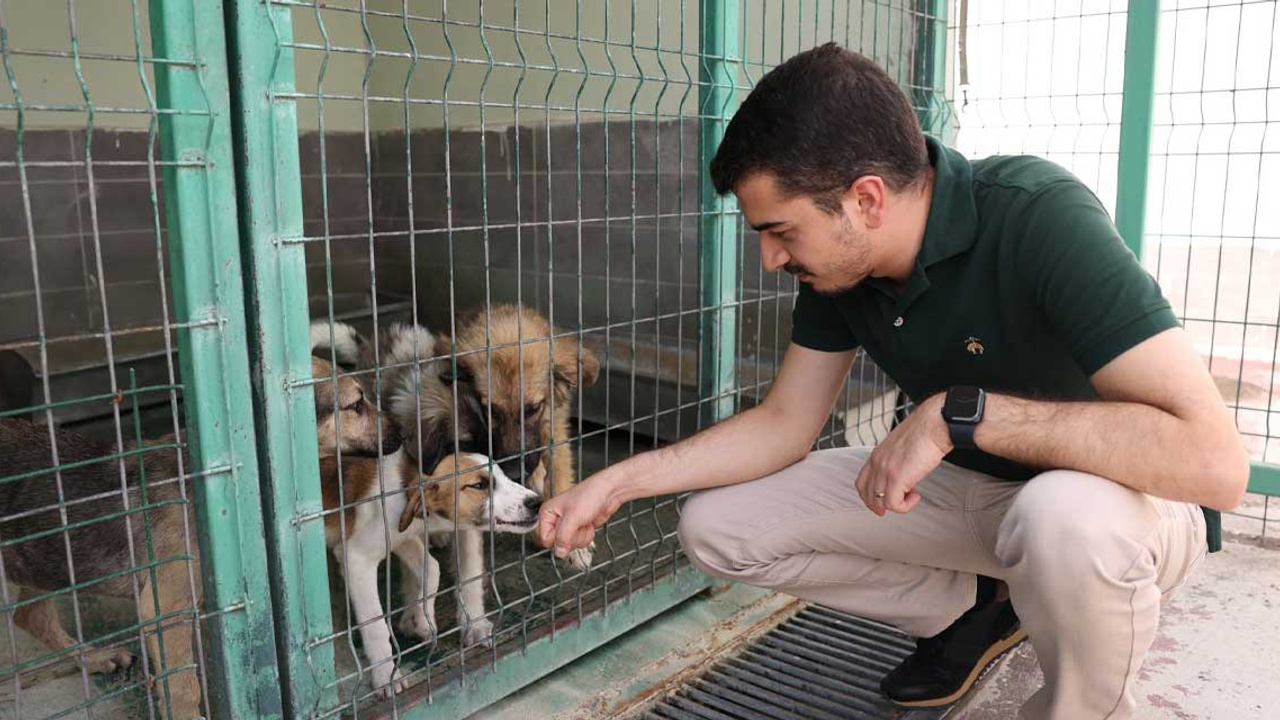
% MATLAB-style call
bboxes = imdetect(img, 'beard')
[785,217,873,297]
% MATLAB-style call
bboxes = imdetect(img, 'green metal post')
[223,1,336,716]
[403,567,710,719]
[1115,0,1160,258]
[915,0,953,142]
[149,1,284,717]
[1250,463,1280,497]
[699,0,741,426]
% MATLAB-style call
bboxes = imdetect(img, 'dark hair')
[709,43,930,212]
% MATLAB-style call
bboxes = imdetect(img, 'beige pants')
[677,447,1207,720]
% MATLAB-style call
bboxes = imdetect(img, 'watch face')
[945,386,984,423]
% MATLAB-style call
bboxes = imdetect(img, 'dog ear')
[310,358,337,416]
[439,359,474,389]
[406,415,448,474]
[553,338,600,393]
[398,485,426,533]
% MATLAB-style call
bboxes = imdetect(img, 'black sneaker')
[880,576,1027,708]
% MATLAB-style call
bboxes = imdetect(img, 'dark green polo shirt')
[791,136,1220,551]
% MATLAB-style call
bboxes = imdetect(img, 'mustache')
[782,263,811,277]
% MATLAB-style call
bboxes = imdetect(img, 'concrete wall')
[0,0,915,435]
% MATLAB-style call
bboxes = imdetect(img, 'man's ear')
[553,338,600,394]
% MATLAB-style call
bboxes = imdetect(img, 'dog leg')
[336,554,406,697]
[392,537,437,645]
[452,528,494,648]
[13,589,134,674]
[139,563,203,720]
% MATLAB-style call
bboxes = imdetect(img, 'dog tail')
[379,323,439,367]
[309,320,365,366]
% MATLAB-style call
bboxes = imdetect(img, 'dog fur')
[311,306,601,569]
[319,451,541,695]
[0,357,395,719]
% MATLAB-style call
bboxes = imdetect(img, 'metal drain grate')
[646,606,948,720]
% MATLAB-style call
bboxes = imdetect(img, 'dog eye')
[468,476,491,491]
[523,403,542,419]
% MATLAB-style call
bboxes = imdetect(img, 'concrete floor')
[467,538,1280,720]
[2,542,1275,720]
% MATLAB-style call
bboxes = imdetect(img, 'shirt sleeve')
[789,282,859,352]
[1017,181,1180,375]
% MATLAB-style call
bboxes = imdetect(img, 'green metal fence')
[0,0,943,716]
[228,1,943,718]
[32,1,1280,718]
[949,0,1280,544]
[0,0,278,718]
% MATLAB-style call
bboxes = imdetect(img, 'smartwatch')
[942,386,986,450]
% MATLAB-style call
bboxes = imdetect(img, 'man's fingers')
[854,462,873,511]
[885,481,922,515]
[552,517,596,559]
[553,511,581,558]
[900,490,922,514]
[538,503,562,546]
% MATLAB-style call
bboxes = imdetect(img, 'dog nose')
[523,495,543,513]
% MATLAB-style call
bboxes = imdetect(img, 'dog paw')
[461,617,495,649]
[84,647,135,675]
[397,611,436,644]
[372,666,409,699]
[566,543,595,571]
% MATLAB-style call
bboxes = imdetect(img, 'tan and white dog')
[309,306,601,571]
[319,450,542,695]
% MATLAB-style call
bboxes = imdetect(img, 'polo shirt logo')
[966,336,985,355]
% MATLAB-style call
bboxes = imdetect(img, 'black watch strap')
[948,420,978,450]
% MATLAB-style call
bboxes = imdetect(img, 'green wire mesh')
[14,2,1272,719]
[0,1,276,718]
[949,0,1280,544]
[0,1,207,716]
[275,1,941,717]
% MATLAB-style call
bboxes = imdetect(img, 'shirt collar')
[863,136,978,309]
[916,135,979,268]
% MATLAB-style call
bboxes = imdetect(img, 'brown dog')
[0,357,396,718]
[452,305,601,499]
[313,306,601,569]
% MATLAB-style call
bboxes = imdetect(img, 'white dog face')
[398,453,543,533]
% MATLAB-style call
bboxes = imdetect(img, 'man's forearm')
[974,393,1248,510]
[596,404,816,507]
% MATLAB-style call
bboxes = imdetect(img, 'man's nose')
[760,236,789,273]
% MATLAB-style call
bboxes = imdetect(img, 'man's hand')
[855,394,952,516]
[538,476,622,558]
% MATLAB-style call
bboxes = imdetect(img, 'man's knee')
[678,488,753,581]
[997,470,1158,583]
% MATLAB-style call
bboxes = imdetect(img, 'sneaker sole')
[887,628,1029,709]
